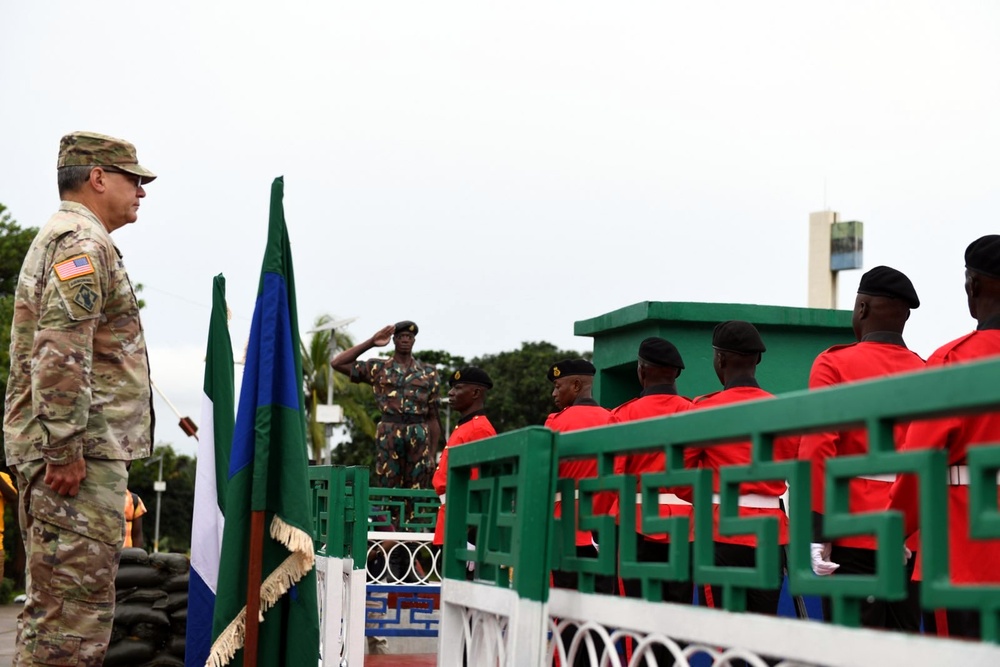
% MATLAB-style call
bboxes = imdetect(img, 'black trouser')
[621,536,693,666]
[703,542,785,616]
[922,608,982,640]
[701,542,787,667]
[820,546,921,631]
[552,544,617,667]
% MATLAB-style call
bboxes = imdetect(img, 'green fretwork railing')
[444,355,1000,642]
[308,465,369,561]
[368,487,440,532]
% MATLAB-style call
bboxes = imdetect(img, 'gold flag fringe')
[205,515,316,667]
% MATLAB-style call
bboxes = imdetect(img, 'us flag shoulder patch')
[54,255,95,281]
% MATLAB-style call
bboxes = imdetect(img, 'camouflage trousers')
[13,458,127,666]
[374,421,434,526]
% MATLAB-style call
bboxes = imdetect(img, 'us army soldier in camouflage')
[332,321,442,523]
[3,131,155,667]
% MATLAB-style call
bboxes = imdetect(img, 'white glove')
[904,545,913,564]
[467,541,476,572]
[810,542,840,576]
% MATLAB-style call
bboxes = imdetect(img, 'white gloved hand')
[904,545,913,564]
[810,542,840,576]
[467,541,476,572]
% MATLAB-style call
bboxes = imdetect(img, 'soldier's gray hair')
[57,165,94,197]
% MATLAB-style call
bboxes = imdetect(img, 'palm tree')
[301,314,377,462]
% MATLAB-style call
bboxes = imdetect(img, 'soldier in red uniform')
[432,367,497,547]
[545,359,617,667]
[612,337,693,607]
[798,266,924,630]
[684,321,798,615]
[889,235,1000,640]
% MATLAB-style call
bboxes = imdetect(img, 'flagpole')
[243,510,266,667]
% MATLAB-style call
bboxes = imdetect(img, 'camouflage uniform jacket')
[350,356,441,418]
[3,201,154,466]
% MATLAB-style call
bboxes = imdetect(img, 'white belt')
[711,493,781,509]
[553,490,580,502]
[634,492,691,506]
[948,465,1000,486]
[856,473,897,483]
[438,493,446,504]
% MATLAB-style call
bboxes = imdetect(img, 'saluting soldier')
[799,266,924,630]
[3,131,156,666]
[432,367,497,547]
[889,235,1000,640]
[684,321,798,616]
[332,320,442,525]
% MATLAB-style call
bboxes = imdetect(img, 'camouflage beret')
[712,320,766,355]
[394,320,418,335]
[547,358,595,382]
[449,366,493,389]
[58,131,157,183]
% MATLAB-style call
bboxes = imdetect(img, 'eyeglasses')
[101,166,143,189]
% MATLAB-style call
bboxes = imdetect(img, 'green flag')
[208,177,319,666]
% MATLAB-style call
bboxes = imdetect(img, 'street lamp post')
[307,317,356,464]
[147,453,166,553]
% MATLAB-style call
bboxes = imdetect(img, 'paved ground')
[0,602,438,665]
[0,603,19,665]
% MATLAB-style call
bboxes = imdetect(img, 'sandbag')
[102,639,156,666]
[120,547,150,566]
[148,551,190,575]
[116,564,167,589]
[122,588,168,604]
[138,655,185,667]
[113,604,170,628]
[151,591,187,613]
[163,573,190,593]
[130,620,170,645]
[167,635,187,657]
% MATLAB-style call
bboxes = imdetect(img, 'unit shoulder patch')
[73,284,100,312]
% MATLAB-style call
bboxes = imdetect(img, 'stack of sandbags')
[104,548,189,667]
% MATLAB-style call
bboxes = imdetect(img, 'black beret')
[394,320,418,335]
[638,337,684,369]
[965,235,1000,280]
[712,320,766,354]
[449,366,493,389]
[857,265,920,309]
[547,358,596,382]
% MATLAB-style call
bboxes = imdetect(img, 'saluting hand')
[44,458,87,497]
[371,324,395,347]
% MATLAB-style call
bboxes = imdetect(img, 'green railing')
[308,465,369,560]
[368,487,440,533]
[444,355,1000,643]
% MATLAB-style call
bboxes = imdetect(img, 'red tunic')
[611,390,693,542]
[545,402,617,546]
[684,385,799,547]
[432,412,497,545]
[889,329,1000,583]
[798,339,924,549]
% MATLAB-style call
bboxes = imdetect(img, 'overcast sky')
[2,2,998,457]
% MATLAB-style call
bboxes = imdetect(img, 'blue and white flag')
[185,274,235,667]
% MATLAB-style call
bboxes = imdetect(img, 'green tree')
[0,204,38,460]
[301,315,377,462]
[126,444,196,553]
[471,341,592,433]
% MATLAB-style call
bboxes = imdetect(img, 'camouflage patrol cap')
[57,131,157,183]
